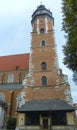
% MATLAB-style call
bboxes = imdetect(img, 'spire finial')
[40,1,42,5]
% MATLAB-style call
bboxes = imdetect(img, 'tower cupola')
[31,5,54,34]
[31,5,54,24]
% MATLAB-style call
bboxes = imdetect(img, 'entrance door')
[43,118,48,129]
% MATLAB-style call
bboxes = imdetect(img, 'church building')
[0,4,76,130]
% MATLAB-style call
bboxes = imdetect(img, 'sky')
[0,0,77,103]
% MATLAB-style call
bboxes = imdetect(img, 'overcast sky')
[0,0,77,103]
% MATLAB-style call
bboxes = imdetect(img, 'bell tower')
[23,5,73,105]
[29,5,59,87]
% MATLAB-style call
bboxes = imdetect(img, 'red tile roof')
[0,53,29,71]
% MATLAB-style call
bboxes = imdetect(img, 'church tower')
[22,5,73,105]
[29,5,59,86]
[17,5,75,130]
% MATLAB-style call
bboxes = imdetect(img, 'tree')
[62,0,77,72]
[6,117,16,130]
[72,71,77,85]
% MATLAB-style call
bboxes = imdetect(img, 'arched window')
[0,93,5,101]
[40,28,45,34]
[7,74,14,83]
[42,76,47,86]
[41,62,47,70]
[41,40,46,46]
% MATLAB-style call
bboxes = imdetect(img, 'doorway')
[43,118,48,129]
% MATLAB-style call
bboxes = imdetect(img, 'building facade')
[0,4,76,130]
[0,54,29,128]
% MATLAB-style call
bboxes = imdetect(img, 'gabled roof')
[17,99,75,112]
[0,53,29,71]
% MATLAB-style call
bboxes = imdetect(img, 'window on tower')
[42,76,47,86]
[40,28,45,34]
[41,40,46,46]
[41,62,47,70]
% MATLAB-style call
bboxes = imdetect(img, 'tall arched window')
[0,93,5,101]
[42,76,47,86]
[41,62,47,70]
[7,74,14,83]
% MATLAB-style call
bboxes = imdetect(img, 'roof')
[31,5,54,24]
[0,83,22,90]
[17,99,75,112]
[0,53,29,71]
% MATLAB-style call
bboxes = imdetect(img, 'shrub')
[6,117,16,129]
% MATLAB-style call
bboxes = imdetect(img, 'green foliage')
[73,71,77,85]
[6,117,16,130]
[63,43,77,71]
[62,0,77,72]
